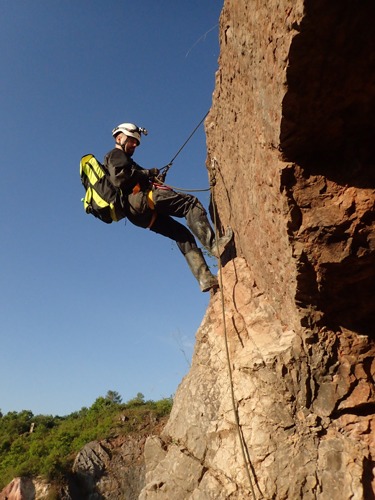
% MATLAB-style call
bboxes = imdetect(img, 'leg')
[150,214,218,292]
[152,187,233,257]
[150,214,196,255]
[186,203,233,258]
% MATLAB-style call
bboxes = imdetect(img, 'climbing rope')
[155,111,260,497]
[158,110,209,180]
[210,158,258,500]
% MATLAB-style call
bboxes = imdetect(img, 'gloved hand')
[148,168,160,179]
[158,171,166,182]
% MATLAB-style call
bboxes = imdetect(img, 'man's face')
[116,133,139,156]
[124,135,139,156]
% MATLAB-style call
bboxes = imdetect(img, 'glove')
[158,171,166,182]
[148,168,160,179]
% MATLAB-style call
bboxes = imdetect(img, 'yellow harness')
[132,183,157,229]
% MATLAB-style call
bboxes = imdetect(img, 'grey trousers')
[126,186,207,255]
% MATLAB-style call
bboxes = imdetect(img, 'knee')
[187,199,206,220]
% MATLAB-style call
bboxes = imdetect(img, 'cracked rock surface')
[140,0,375,498]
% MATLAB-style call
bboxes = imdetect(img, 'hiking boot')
[184,248,219,292]
[186,203,234,258]
[209,226,233,258]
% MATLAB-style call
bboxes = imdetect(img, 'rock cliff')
[140,1,375,499]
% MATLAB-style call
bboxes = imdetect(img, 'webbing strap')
[146,190,157,228]
[147,190,155,210]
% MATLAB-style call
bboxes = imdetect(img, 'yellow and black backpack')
[80,154,124,224]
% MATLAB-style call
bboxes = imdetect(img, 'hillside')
[0,394,171,499]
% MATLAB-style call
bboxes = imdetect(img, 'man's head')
[112,123,148,156]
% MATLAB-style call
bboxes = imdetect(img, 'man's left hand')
[148,168,160,178]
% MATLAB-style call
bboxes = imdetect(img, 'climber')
[104,122,233,292]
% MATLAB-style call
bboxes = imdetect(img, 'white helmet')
[111,123,148,144]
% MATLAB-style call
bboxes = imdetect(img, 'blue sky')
[0,1,223,416]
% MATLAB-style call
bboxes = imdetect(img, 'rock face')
[0,477,53,500]
[68,415,168,498]
[0,478,34,500]
[72,436,146,499]
[140,1,375,499]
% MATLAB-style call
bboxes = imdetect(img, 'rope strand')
[159,110,209,179]
[211,158,258,500]
[153,180,211,193]
[168,110,209,166]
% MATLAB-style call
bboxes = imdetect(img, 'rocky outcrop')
[72,436,146,499]
[140,1,375,499]
[0,478,34,500]
[0,477,54,500]
[68,415,168,498]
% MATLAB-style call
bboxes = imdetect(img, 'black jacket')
[104,147,150,195]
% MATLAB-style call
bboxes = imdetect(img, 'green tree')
[105,390,122,404]
[89,396,112,412]
[155,397,173,416]
[126,392,145,407]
